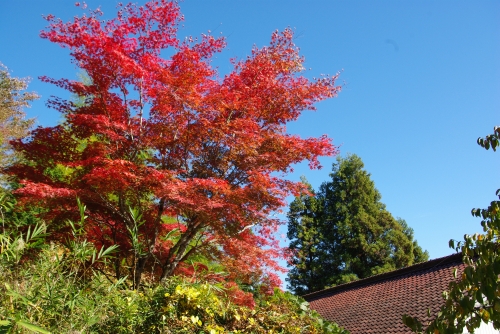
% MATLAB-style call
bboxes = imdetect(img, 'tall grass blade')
[16,320,51,334]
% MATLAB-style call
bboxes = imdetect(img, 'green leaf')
[475,290,483,303]
[481,310,490,323]
[7,289,34,307]
[494,301,500,313]
[0,321,10,326]
[402,314,422,332]
[16,321,51,334]
[493,260,500,275]
[464,267,473,281]
[492,139,498,151]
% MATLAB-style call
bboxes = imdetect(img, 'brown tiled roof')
[302,253,465,334]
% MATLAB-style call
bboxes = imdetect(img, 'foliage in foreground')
[0,199,348,334]
[403,127,500,333]
[287,154,428,294]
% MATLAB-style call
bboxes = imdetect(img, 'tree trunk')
[133,256,147,289]
[160,222,203,280]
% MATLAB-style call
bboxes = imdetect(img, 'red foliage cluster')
[9,1,340,289]
[224,281,256,309]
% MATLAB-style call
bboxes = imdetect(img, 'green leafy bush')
[0,198,348,334]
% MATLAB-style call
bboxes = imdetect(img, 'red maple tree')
[10,1,340,289]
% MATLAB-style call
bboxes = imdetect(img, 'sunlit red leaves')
[11,0,340,289]
[224,281,256,308]
[16,180,76,199]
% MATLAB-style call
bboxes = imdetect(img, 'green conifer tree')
[287,154,428,295]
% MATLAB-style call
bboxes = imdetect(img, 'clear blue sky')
[1,1,499,286]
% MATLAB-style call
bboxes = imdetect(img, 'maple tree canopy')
[9,0,340,289]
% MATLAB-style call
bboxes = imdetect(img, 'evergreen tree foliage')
[287,154,428,295]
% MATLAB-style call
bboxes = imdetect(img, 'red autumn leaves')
[9,0,340,290]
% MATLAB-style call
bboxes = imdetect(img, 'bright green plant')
[0,199,122,333]
[403,127,500,333]
[96,278,349,334]
[0,196,348,333]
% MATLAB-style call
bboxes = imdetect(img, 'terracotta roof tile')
[302,253,464,334]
